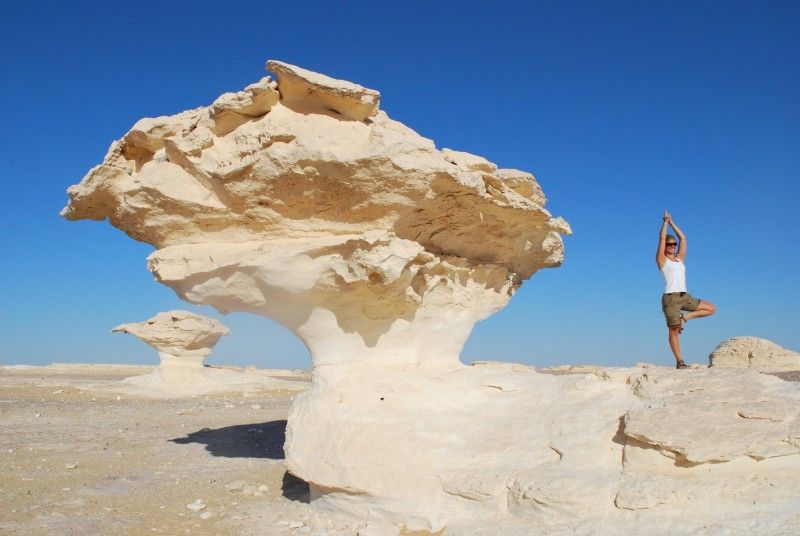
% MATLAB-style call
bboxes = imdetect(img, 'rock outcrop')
[63,61,799,533]
[112,310,303,396]
[113,310,230,360]
[709,336,800,371]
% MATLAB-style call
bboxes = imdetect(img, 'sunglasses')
[666,243,677,247]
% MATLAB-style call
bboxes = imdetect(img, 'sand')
[0,364,414,536]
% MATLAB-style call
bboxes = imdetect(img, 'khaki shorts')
[662,292,701,327]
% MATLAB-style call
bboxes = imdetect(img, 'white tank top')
[661,258,687,293]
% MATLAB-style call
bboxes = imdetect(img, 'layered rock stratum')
[63,61,799,533]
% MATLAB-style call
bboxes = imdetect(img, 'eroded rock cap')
[112,310,230,357]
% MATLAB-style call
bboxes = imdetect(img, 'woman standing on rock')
[656,211,716,369]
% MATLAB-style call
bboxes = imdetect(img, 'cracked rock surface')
[623,368,800,464]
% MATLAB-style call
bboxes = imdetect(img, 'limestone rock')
[622,368,800,464]
[112,310,229,358]
[612,370,800,535]
[111,310,304,396]
[112,310,229,394]
[209,76,280,136]
[62,59,571,376]
[288,364,800,532]
[266,60,380,121]
[709,336,800,371]
[441,148,497,173]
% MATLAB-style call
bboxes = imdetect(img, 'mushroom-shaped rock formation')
[63,62,800,533]
[62,60,571,373]
[112,310,304,396]
[112,310,229,370]
[709,336,800,371]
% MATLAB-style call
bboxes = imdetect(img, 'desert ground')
[2,364,798,535]
[0,364,431,536]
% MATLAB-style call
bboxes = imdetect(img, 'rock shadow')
[170,420,311,502]
[282,471,310,503]
[170,419,287,459]
[766,370,800,382]
[612,415,627,447]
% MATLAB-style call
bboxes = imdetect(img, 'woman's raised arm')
[656,212,669,268]
[669,218,687,260]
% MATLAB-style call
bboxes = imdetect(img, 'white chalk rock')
[623,368,800,463]
[111,310,305,396]
[112,310,229,358]
[709,336,800,371]
[267,60,380,121]
[64,59,569,380]
[112,310,227,390]
[291,364,800,532]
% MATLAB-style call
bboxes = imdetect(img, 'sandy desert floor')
[1,364,797,536]
[0,364,432,536]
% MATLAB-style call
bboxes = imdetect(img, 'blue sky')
[1,1,798,369]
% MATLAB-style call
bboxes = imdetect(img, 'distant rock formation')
[709,336,800,371]
[112,310,303,396]
[113,310,229,358]
[64,61,799,533]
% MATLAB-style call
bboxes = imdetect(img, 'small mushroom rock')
[113,310,229,360]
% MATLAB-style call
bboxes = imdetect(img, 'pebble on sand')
[187,499,206,512]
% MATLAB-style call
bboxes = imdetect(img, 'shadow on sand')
[170,419,310,502]
[170,419,289,459]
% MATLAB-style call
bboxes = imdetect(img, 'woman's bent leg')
[684,300,716,321]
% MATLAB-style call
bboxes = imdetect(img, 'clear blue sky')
[1,1,798,369]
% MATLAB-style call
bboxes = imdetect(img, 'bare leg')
[668,326,683,364]
[684,301,717,321]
